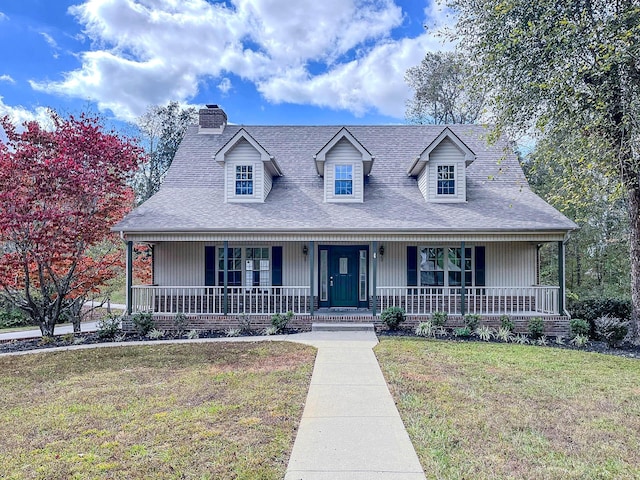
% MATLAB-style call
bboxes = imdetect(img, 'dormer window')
[437,165,455,195]
[335,165,353,195]
[235,165,253,195]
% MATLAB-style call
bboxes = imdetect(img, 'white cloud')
[0,96,52,128]
[217,77,232,95]
[0,12,8,21]
[0,75,15,84]
[31,0,455,120]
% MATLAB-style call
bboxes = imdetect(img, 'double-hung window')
[437,165,455,195]
[218,248,242,286]
[235,165,253,195]
[419,246,472,287]
[245,247,270,287]
[334,165,353,195]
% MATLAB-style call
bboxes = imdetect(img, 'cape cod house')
[113,105,576,333]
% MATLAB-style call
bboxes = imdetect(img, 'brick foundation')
[122,313,570,337]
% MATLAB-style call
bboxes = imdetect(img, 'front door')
[328,246,360,307]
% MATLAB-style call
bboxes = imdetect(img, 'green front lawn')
[375,338,640,480]
[0,342,315,479]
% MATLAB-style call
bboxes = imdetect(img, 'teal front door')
[329,246,360,307]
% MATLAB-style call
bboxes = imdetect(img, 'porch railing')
[376,286,560,316]
[131,285,311,315]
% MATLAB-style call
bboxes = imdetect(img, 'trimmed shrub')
[527,317,544,339]
[131,311,154,336]
[415,321,435,338]
[96,314,122,340]
[569,318,590,338]
[595,316,629,348]
[381,307,406,330]
[271,311,294,333]
[173,313,188,334]
[431,311,448,327]
[464,314,481,331]
[500,314,514,332]
[569,298,632,336]
[454,326,472,337]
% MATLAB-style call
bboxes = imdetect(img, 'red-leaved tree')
[0,112,143,336]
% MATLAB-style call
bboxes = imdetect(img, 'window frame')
[217,247,271,287]
[235,164,254,196]
[436,165,456,196]
[419,246,473,287]
[334,164,353,196]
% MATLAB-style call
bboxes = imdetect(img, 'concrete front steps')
[312,323,375,332]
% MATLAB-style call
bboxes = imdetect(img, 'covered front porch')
[124,235,568,321]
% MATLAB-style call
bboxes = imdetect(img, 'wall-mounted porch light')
[379,245,385,257]
[302,245,309,256]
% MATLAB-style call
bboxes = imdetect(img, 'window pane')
[335,165,353,195]
[339,257,348,274]
[437,165,455,195]
[320,250,328,301]
[359,250,367,302]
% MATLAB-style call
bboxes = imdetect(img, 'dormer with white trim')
[407,127,475,203]
[214,129,283,203]
[314,127,374,203]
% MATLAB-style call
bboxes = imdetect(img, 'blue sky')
[0,0,454,128]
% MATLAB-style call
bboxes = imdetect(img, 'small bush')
[39,336,55,345]
[226,328,241,337]
[173,313,188,334]
[496,327,513,343]
[61,333,75,343]
[569,318,590,338]
[571,334,589,348]
[464,314,481,331]
[431,311,448,327]
[147,328,165,339]
[527,317,544,340]
[475,325,493,341]
[595,316,629,348]
[96,314,121,340]
[185,329,199,339]
[500,314,514,331]
[0,298,30,329]
[454,326,471,337]
[237,313,252,333]
[263,325,279,336]
[554,336,565,345]
[536,335,548,346]
[131,311,154,336]
[569,298,632,336]
[380,307,406,330]
[514,334,529,344]
[415,321,436,338]
[271,311,294,333]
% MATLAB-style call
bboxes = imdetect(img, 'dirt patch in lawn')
[0,342,315,480]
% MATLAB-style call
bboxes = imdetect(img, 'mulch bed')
[378,327,640,359]
[0,328,303,354]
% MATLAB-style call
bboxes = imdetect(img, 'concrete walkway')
[284,331,426,480]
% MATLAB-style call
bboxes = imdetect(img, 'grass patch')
[0,342,315,479]
[375,338,640,480]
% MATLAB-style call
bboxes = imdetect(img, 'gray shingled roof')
[114,124,576,233]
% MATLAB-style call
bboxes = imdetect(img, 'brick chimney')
[198,104,227,133]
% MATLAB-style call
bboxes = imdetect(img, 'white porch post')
[461,241,466,316]
[223,240,228,315]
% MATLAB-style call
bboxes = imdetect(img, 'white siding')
[152,241,538,290]
[264,168,273,198]
[224,139,268,203]
[417,166,428,201]
[155,242,205,286]
[485,242,537,286]
[324,138,364,203]
[427,138,466,203]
